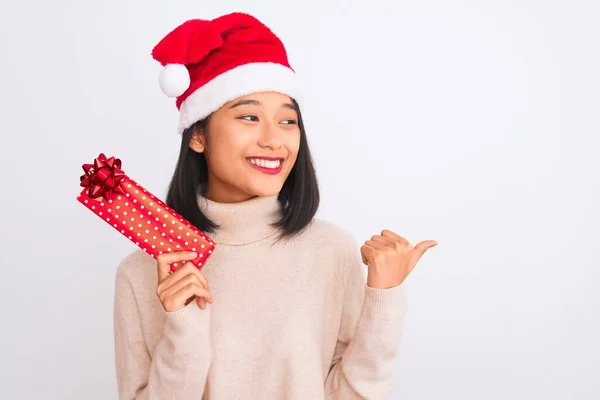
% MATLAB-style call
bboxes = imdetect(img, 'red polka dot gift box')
[77,153,216,271]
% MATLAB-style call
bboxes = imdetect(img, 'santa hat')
[151,12,302,135]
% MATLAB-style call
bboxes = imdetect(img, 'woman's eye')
[238,115,296,124]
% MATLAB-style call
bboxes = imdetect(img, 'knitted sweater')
[113,194,407,399]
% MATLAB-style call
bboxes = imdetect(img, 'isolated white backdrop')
[0,0,598,399]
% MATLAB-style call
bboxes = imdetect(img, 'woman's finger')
[185,262,210,291]
[370,234,396,249]
[197,297,207,310]
[364,239,387,251]
[380,229,410,245]
[157,251,197,283]
[157,262,209,296]
[163,283,213,312]
[158,272,213,304]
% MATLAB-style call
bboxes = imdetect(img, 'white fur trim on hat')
[177,62,302,135]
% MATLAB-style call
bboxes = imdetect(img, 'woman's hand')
[156,251,214,312]
[360,229,438,289]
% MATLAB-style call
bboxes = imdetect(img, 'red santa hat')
[151,12,302,135]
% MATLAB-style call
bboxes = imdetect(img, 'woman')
[114,12,437,399]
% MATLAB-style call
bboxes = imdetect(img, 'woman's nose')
[258,121,283,149]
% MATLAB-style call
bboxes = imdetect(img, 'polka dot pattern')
[78,176,216,272]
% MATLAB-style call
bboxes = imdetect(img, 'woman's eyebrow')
[228,99,295,110]
[228,99,260,109]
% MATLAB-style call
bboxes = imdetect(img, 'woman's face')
[190,91,301,203]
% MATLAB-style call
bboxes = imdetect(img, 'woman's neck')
[197,193,282,245]
[202,177,259,204]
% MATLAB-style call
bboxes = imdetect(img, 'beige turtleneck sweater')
[113,194,407,399]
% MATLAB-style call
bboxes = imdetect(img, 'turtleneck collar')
[197,193,282,245]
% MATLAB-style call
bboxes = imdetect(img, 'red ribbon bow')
[80,153,126,200]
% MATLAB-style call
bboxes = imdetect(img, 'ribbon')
[79,153,126,200]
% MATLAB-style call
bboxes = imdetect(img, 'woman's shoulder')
[298,218,363,281]
[115,249,157,287]
[300,217,360,254]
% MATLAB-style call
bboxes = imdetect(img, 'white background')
[1,0,598,399]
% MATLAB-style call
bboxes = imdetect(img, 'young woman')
[113,12,437,399]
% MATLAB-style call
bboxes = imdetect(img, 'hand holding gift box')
[77,153,215,271]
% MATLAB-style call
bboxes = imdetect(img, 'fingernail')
[189,252,198,258]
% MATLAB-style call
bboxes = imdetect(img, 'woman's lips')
[247,157,284,175]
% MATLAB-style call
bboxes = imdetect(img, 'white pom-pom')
[158,64,190,98]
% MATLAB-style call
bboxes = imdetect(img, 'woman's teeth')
[248,158,281,169]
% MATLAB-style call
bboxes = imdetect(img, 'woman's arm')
[113,268,212,400]
[324,244,407,399]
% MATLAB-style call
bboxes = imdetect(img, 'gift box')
[77,153,215,271]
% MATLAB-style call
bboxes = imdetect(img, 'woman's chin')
[246,181,285,198]
[250,186,282,198]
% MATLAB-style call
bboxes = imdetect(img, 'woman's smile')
[247,156,284,175]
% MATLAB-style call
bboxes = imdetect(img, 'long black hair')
[165,98,319,241]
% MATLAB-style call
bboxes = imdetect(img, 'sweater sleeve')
[113,268,212,400]
[324,245,407,399]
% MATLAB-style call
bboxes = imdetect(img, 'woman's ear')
[189,127,207,153]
